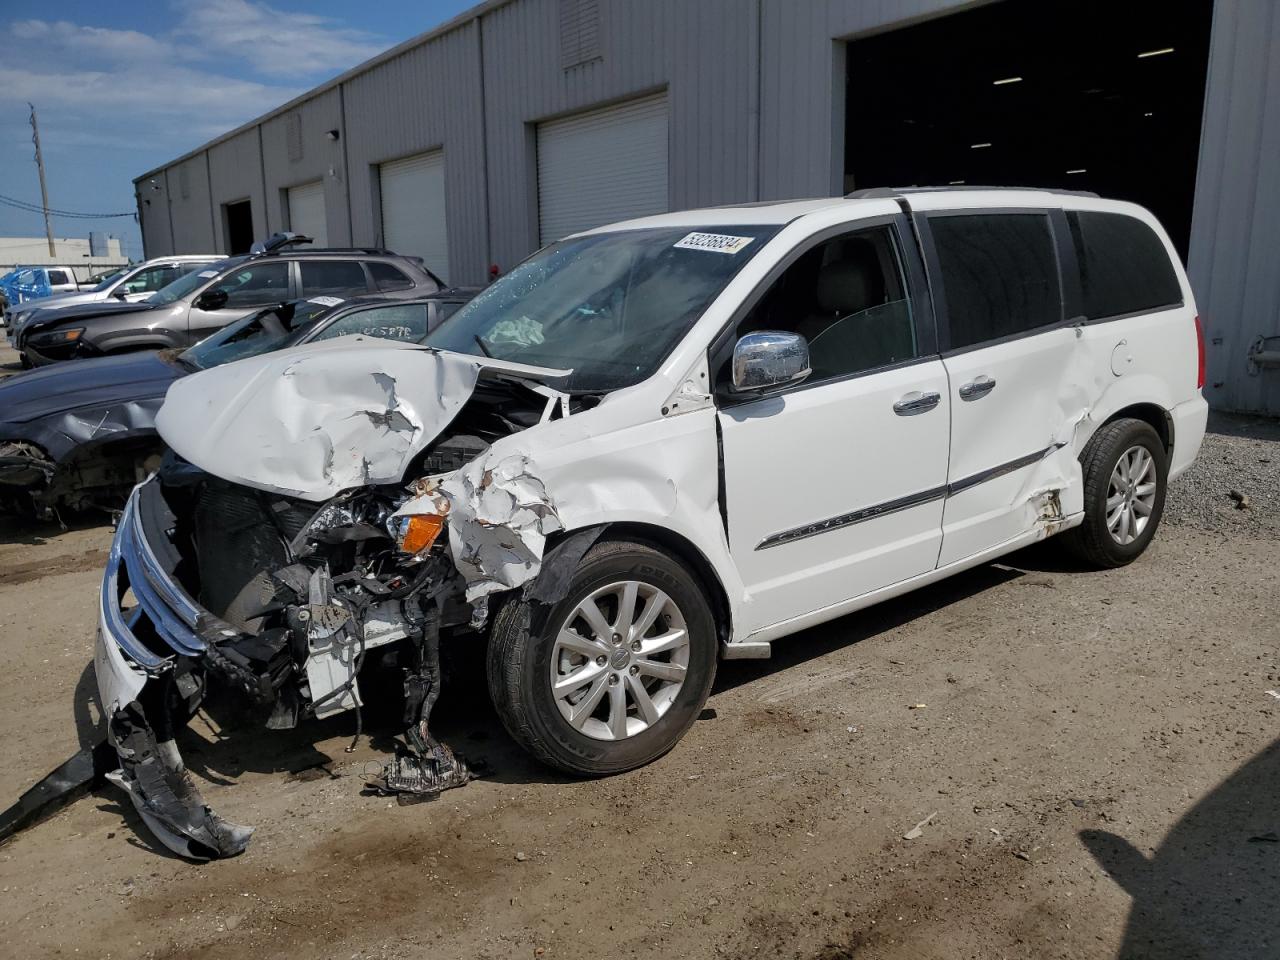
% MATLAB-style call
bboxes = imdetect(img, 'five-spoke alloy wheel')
[488,538,717,775]
[1064,417,1168,568]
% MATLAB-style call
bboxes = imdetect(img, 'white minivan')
[95,188,1207,858]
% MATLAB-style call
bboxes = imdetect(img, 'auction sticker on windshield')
[673,232,755,254]
[307,296,344,307]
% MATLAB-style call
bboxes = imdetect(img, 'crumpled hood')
[0,351,181,424]
[156,337,567,501]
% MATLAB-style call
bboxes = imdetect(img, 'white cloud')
[173,0,387,78]
[0,5,390,160]
[0,3,394,251]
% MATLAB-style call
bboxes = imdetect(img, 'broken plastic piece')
[0,740,118,844]
[903,811,938,840]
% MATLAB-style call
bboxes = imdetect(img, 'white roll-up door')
[379,151,449,282]
[286,180,328,247]
[536,93,668,245]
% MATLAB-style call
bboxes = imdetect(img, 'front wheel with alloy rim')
[1062,417,1168,568]
[486,538,718,776]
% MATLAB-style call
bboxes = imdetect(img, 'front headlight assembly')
[27,327,84,348]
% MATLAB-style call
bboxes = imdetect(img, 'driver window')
[124,265,179,294]
[216,262,290,307]
[737,225,916,382]
[313,303,430,343]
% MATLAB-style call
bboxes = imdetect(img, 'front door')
[717,218,950,637]
[186,260,292,344]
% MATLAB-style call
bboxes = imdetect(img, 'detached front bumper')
[95,479,253,859]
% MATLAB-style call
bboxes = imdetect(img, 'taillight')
[1194,314,1206,389]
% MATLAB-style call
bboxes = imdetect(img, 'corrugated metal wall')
[1187,0,1280,415]
[134,172,173,257]
[132,0,1279,412]
[343,20,489,282]
[260,87,349,245]
[165,154,216,253]
[479,0,758,271]
[206,128,269,254]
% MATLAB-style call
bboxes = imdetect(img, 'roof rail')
[249,232,314,256]
[845,185,1101,200]
[281,247,399,256]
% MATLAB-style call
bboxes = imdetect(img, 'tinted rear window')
[930,213,1062,349]
[368,261,414,292]
[1067,211,1182,320]
[299,260,370,297]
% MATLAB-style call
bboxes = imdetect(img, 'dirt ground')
[0,338,1275,959]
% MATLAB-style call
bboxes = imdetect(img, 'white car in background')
[94,187,1208,859]
[3,255,218,331]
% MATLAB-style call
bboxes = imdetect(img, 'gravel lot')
[0,341,1275,959]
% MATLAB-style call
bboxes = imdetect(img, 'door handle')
[893,390,941,416]
[958,375,997,401]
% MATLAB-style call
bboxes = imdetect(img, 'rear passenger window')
[736,224,917,382]
[300,260,370,297]
[368,261,414,292]
[930,214,1061,349]
[1067,211,1182,320]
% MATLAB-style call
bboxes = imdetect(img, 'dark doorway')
[844,0,1213,260]
[223,199,254,254]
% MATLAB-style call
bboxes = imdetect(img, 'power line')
[0,192,136,220]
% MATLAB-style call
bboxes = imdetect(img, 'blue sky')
[0,0,474,260]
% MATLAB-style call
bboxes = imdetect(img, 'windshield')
[181,299,336,369]
[148,258,242,306]
[91,269,129,292]
[424,225,778,391]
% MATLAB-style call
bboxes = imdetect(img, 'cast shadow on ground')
[1081,736,1279,959]
[0,512,110,547]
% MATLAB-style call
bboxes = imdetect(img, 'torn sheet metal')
[395,454,564,601]
[156,339,568,501]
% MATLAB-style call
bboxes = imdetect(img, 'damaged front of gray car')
[94,338,575,859]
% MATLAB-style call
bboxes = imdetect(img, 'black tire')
[486,538,718,776]
[1062,417,1168,568]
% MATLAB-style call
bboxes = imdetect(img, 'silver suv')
[13,237,441,366]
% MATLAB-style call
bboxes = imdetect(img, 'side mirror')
[194,289,229,311]
[730,331,811,395]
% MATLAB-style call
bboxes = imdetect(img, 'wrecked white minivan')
[94,188,1208,858]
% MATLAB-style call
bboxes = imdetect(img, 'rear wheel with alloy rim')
[487,538,717,775]
[1063,417,1168,568]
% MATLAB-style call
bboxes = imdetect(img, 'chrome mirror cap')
[731,330,812,394]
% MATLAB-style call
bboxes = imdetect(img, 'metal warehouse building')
[134,0,1280,414]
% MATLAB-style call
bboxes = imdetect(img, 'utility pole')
[28,103,56,258]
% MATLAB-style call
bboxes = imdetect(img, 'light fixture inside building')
[949,179,966,184]
[1138,47,1175,58]
[992,76,1023,85]
[970,142,992,149]
[1066,168,1087,174]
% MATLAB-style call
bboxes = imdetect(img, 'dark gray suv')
[12,236,441,366]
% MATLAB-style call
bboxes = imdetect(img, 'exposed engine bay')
[94,351,582,859]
